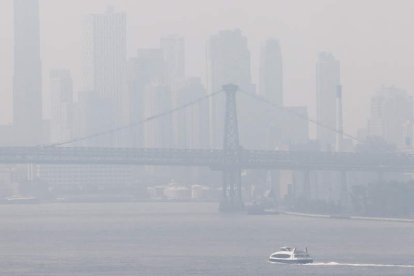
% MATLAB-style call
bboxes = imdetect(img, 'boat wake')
[306,262,414,268]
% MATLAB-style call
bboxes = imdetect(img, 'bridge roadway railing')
[0,147,413,171]
[0,147,225,167]
[242,150,414,171]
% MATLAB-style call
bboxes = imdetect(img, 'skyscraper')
[207,29,254,148]
[82,7,127,146]
[127,49,166,147]
[50,69,74,144]
[161,35,185,84]
[13,0,43,145]
[367,86,413,150]
[259,39,283,106]
[172,78,209,149]
[316,52,341,151]
[143,84,173,148]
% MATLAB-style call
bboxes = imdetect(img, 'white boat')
[269,247,313,264]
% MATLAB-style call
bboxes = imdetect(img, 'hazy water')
[0,202,413,275]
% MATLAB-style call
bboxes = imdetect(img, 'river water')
[0,202,413,275]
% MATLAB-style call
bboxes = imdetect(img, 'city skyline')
[2,0,414,138]
[1,2,414,274]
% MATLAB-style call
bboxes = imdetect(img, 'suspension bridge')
[2,84,414,211]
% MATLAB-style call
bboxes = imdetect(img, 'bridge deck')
[0,147,412,171]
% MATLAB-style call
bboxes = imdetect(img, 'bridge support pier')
[339,170,349,212]
[219,168,243,212]
[219,84,244,213]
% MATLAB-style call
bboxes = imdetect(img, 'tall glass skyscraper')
[13,0,43,145]
[81,7,127,146]
[161,35,185,84]
[316,52,340,151]
[259,39,283,107]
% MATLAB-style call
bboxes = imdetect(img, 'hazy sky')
[1,0,414,137]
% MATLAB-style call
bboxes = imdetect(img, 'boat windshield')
[294,252,310,258]
[271,253,291,259]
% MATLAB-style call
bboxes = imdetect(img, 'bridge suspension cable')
[238,89,363,144]
[45,90,222,147]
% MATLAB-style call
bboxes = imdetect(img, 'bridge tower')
[219,84,244,212]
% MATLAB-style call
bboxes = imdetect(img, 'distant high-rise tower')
[316,52,340,151]
[172,78,209,149]
[161,35,185,84]
[127,49,166,147]
[82,7,127,146]
[207,29,254,148]
[367,86,413,150]
[259,39,283,106]
[143,84,173,148]
[13,0,43,145]
[50,69,74,144]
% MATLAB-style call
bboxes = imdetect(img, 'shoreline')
[1,200,413,223]
[281,211,414,223]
